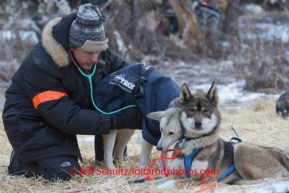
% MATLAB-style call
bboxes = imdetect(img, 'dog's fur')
[276,91,289,119]
[147,82,289,189]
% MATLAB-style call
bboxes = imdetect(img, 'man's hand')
[110,108,143,130]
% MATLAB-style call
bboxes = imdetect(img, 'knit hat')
[69,4,108,52]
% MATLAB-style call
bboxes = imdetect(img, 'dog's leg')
[143,176,173,186]
[234,143,289,181]
[139,138,153,168]
[113,129,135,161]
[103,130,118,169]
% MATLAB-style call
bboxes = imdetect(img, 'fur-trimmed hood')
[41,12,77,68]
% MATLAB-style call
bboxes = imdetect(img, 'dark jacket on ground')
[2,12,128,163]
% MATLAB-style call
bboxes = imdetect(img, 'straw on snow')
[0,99,289,192]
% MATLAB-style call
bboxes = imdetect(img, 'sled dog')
[147,82,289,189]
[276,91,289,119]
[138,100,182,170]
[93,64,180,169]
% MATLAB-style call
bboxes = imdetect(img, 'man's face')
[71,48,99,70]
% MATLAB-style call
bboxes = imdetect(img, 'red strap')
[145,149,181,180]
[33,90,68,109]
[196,174,218,192]
[144,148,218,192]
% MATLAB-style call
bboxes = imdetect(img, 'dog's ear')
[146,111,165,121]
[179,83,193,104]
[207,81,219,105]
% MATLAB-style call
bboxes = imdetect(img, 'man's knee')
[39,156,80,181]
[8,153,80,181]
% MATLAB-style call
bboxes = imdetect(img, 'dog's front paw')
[157,180,175,190]
[181,145,196,156]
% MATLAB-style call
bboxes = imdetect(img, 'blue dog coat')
[93,63,180,146]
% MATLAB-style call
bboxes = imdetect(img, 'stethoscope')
[68,50,137,115]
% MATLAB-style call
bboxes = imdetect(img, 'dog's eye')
[189,109,195,113]
[168,132,174,135]
[203,108,209,113]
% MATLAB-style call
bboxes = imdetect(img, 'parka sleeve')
[38,97,112,135]
[23,64,112,135]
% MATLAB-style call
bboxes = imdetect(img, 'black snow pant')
[8,151,80,181]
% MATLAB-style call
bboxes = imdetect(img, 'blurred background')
[1,0,289,102]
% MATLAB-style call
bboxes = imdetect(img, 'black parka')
[2,12,128,163]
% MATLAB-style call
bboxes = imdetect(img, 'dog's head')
[179,82,221,138]
[147,107,182,151]
[147,82,221,151]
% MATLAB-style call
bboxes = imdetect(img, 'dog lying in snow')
[147,82,289,189]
